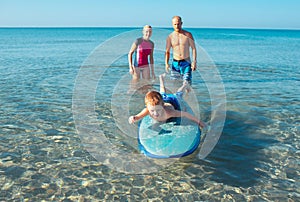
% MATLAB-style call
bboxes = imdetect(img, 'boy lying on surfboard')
[128,74,205,128]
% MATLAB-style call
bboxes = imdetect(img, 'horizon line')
[0,26,299,31]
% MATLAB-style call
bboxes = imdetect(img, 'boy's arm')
[182,111,205,128]
[159,74,166,94]
[128,108,149,124]
[172,110,205,128]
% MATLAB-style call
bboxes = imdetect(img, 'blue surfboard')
[138,99,201,158]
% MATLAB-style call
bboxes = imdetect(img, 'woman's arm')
[128,42,137,74]
[150,43,155,79]
[128,108,149,124]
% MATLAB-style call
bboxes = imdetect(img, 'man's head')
[145,91,164,119]
[172,16,183,32]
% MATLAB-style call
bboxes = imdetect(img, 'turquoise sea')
[0,27,299,201]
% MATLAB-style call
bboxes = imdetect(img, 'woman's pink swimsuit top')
[134,38,154,67]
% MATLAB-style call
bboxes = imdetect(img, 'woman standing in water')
[128,25,155,81]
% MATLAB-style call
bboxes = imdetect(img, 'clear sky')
[1,0,299,29]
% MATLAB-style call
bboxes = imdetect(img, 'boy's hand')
[128,116,136,124]
[201,124,210,134]
[198,121,206,129]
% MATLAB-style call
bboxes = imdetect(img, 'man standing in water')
[165,16,197,86]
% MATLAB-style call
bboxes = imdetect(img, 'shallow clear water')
[0,28,299,201]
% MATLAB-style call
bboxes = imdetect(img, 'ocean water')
[0,27,299,201]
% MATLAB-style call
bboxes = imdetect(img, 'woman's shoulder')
[149,39,154,46]
[135,37,143,45]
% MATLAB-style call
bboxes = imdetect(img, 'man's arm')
[189,35,197,71]
[165,36,171,72]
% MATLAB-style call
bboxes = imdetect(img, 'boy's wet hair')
[145,91,163,106]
